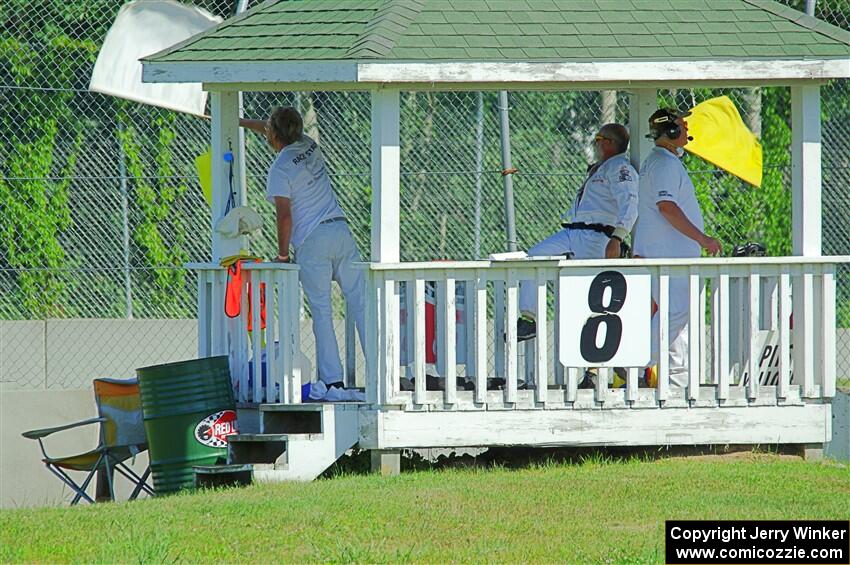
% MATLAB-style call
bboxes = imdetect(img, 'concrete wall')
[0,318,367,391]
[826,390,850,462]
[1,319,199,391]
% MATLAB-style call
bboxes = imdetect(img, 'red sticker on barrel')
[194,410,238,448]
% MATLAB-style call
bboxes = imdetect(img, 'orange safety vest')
[224,259,266,331]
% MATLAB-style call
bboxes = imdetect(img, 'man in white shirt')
[517,123,639,342]
[242,107,365,390]
[633,108,722,386]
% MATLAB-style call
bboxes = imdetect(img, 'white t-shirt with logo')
[633,146,704,259]
[561,152,638,233]
[265,135,345,249]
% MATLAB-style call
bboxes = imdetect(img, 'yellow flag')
[685,96,763,188]
[194,147,212,206]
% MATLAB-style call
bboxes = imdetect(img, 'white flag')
[90,0,222,116]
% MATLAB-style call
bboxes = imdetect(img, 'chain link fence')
[2,0,848,390]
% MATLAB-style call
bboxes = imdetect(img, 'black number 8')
[579,271,627,363]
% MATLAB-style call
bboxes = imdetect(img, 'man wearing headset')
[633,108,722,386]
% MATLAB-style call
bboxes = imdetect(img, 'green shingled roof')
[146,0,850,63]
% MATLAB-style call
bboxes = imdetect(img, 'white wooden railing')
[191,262,302,404]
[190,257,846,410]
[363,256,847,410]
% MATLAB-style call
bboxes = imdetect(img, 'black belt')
[320,216,346,225]
[561,222,615,237]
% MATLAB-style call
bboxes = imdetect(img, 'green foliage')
[0,121,79,317]
[0,0,104,317]
[117,107,189,314]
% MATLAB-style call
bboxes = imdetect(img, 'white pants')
[650,276,690,387]
[519,228,609,315]
[295,221,366,384]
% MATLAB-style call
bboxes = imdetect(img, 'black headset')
[649,113,693,142]
[651,114,682,140]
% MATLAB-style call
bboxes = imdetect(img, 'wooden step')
[194,464,253,489]
[227,433,324,465]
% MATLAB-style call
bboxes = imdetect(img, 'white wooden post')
[791,85,822,399]
[628,89,657,171]
[370,89,401,406]
[210,91,243,262]
[790,84,822,258]
[370,89,401,263]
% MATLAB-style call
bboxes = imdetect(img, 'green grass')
[1,456,848,564]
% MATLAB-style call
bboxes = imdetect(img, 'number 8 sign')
[559,269,651,368]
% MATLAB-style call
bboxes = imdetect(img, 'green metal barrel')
[137,356,237,495]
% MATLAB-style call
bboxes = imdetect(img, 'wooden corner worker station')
[142,0,850,480]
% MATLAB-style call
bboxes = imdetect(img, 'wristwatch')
[610,227,629,242]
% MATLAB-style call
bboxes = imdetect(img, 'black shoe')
[487,377,506,390]
[517,316,537,342]
[577,370,596,389]
[327,381,345,389]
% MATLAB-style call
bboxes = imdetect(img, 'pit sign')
[559,269,651,367]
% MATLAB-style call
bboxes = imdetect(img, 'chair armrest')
[21,417,105,440]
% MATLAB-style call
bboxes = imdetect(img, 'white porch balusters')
[440,277,457,405]
[534,270,548,405]
[777,272,792,399]
[821,266,836,398]
[657,268,670,402]
[687,268,701,401]
[505,269,520,404]
[747,270,761,401]
[473,270,488,404]
[717,273,731,401]
[412,277,427,406]
[796,270,817,398]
